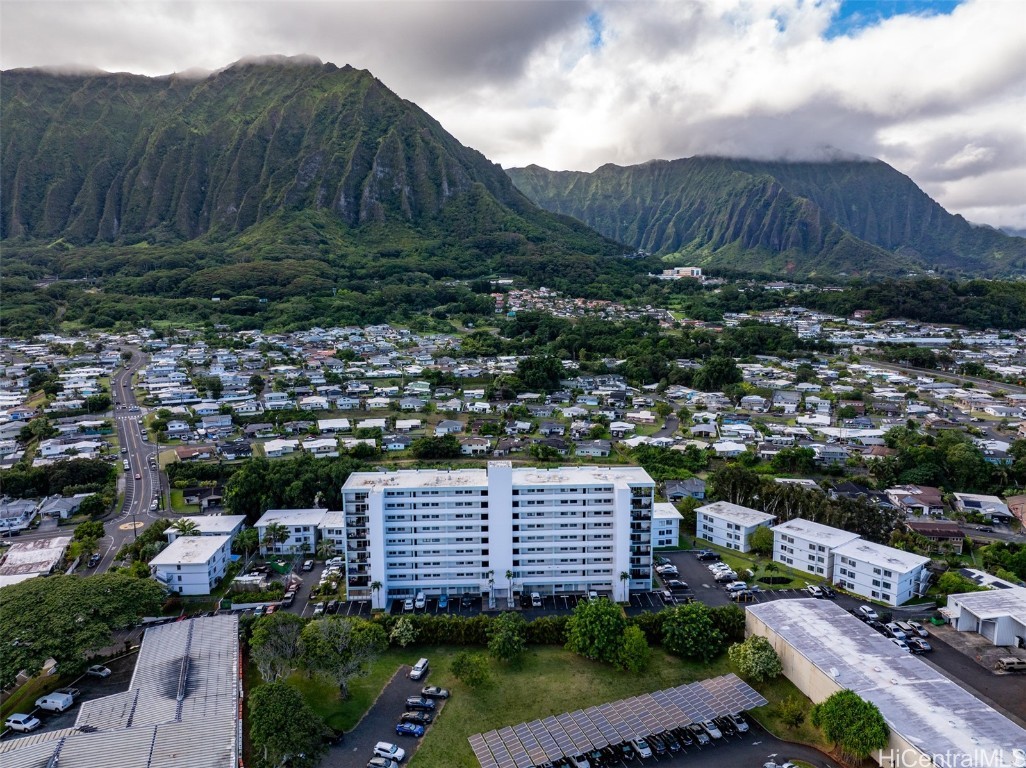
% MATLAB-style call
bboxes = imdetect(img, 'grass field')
[169,489,199,514]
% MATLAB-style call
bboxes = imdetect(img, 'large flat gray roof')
[0,614,239,768]
[748,599,1026,768]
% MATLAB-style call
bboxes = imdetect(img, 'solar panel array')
[468,674,766,767]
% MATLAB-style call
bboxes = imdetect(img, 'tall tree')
[0,573,164,687]
[617,624,651,673]
[811,689,889,763]
[250,612,306,683]
[248,681,329,768]
[262,522,289,552]
[170,518,199,537]
[728,635,783,682]
[487,611,527,664]
[300,617,387,698]
[565,597,627,665]
[450,651,491,688]
[662,602,723,662]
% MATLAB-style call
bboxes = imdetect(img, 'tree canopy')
[564,597,627,665]
[811,689,889,762]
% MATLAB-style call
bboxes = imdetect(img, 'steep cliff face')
[1,58,539,244]
[508,157,1026,276]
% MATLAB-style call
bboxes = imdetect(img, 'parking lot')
[1,652,138,740]
[325,662,446,768]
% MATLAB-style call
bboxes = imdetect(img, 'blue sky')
[826,0,964,38]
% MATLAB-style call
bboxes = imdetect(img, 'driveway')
[325,664,445,767]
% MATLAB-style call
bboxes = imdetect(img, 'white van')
[410,658,429,680]
[35,691,75,712]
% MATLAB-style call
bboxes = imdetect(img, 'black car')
[672,726,694,746]
[88,553,101,567]
[647,733,668,755]
[661,731,682,752]
[326,600,340,614]
[460,594,476,607]
[665,579,689,591]
[400,711,433,726]
[821,586,837,598]
[598,745,619,765]
[617,742,636,761]
[324,728,345,746]
[587,749,605,767]
[404,696,436,711]
[696,550,720,561]
[687,723,710,746]
[714,715,737,736]
[655,556,671,566]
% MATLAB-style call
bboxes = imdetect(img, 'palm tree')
[316,538,336,560]
[619,571,631,602]
[371,580,383,609]
[170,518,199,537]
[261,522,289,553]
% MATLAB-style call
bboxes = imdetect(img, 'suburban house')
[952,492,1014,524]
[435,420,464,436]
[905,519,965,554]
[574,439,611,458]
[459,437,492,456]
[665,478,706,501]
[885,484,945,516]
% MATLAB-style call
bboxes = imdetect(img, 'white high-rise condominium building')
[342,462,656,608]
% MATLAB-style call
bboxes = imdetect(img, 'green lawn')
[302,645,737,768]
[697,541,826,590]
[169,489,199,514]
[747,673,831,752]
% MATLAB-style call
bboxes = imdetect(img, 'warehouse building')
[747,599,1026,768]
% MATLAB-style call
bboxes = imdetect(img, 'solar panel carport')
[468,673,766,767]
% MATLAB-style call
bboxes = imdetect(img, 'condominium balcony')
[348,576,370,587]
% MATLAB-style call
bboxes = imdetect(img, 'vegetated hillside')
[1,57,651,334]
[507,157,1026,277]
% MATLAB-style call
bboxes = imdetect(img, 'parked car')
[4,713,42,732]
[629,738,652,758]
[665,579,689,591]
[804,585,824,598]
[367,759,399,768]
[395,722,425,738]
[461,594,476,607]
[701,720,723,739]
[671,726,693,746]
[400,711,433,726]
[907,637,932,653]
[86,664,112,677]
[730,589,755,602]
[890,638,911,652]
[714,715,736,736]
[617,741,637,760]
[55,687,80,699]
[820,586,837,598]
[858,605,879,621]
[907,621,930,638]
[885,622,907,640]
[403,598,414,612]
[661,730,682,752]
[374,742,406,762]
[302,560,314,571]
[437,594,448,609]
[36,692,76,713]
[655,556,671,566]
[404,696,436,711]
[687,723,710,745]
[531,592,542,607]
[714,571,738,583]
[414,592,426,610]
[696,550,719,561]
[646,733,667,755]
[729,712,750,733]
[88,553,102,568]
[313,602,325,615]
[421,686,450,699]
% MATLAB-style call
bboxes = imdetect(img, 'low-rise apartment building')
[254,508,328,555]
[832,538,930,606]
[149,534,232,595]
[695,501,775,553]
[772,518,860,578]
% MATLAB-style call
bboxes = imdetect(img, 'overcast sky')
[3,0,1025,230]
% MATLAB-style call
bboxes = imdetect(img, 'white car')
[531,592,542,607]
[804,585,824,598]
[890,638,911,653]
[4,713,41,732]
[86,664,112,678]
[414,592,426,610]
[907,620,930,638]
[885,622,907,640]
[403,597,415,612]
[858,605,879,621]
[701,720,723,739]
[373,742,406,763]
[630,738,653,759]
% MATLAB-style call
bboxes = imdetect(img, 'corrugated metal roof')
[2,615,239,768]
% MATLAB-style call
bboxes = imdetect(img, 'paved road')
[98,348,168,571]
[326,663,441,768]
[865,360,1026,395]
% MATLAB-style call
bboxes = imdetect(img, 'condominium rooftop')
[771,517,861,548]
[696,501,775,527]
[149,534,231,566]
[343,463,654,491]
[653,502,684,520]
[832,538,930,573]
[254,508,329,526]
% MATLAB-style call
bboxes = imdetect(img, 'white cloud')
[2,0,1025,229]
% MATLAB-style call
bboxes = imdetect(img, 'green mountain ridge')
[506,157,1026,277]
